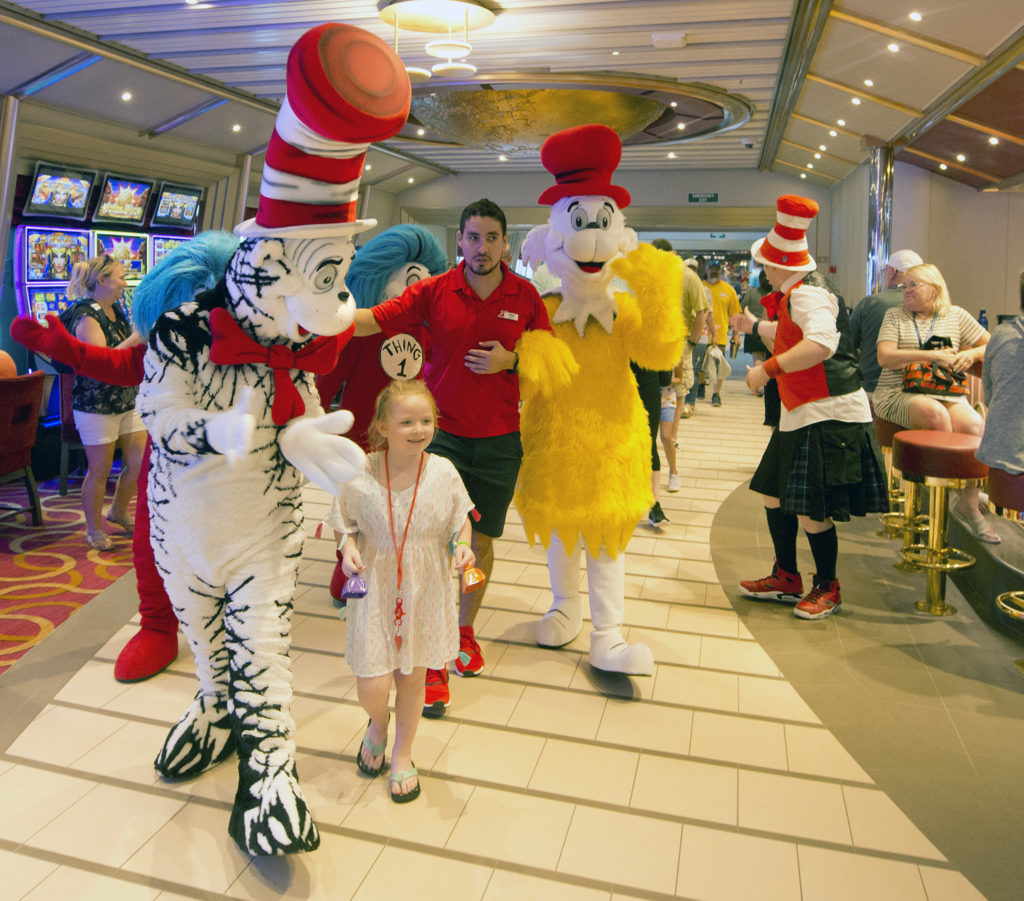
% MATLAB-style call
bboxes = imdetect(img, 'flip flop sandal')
[356,718,387,777]
[389,764,420,803]
[105,510,135,533]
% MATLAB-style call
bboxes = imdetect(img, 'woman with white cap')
[732,195,888,619]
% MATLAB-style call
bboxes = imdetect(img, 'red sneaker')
[794,579,842,620]
[738,563,803,603]
[422,667,450,718]
[454,625,484,676]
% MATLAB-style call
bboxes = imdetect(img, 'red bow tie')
[208,306,351,425]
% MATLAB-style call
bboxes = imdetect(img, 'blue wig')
[132,231,239,335]
[346,224,447,309]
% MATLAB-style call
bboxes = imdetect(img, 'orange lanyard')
[384,452,424,648]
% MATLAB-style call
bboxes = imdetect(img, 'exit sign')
[710,232,725,238]
[688,192,719,203]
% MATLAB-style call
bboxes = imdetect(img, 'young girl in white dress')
[329,379,475,802]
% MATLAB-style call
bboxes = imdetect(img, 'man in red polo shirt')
[354,198,555,716]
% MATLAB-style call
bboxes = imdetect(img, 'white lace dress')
[328,452,474,677]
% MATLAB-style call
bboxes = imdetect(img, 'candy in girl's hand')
[341,574,368,599]
[461,566,486,593]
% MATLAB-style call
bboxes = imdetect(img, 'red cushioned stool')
[874,416,926,558]
[891,430,989,616]
[987,467,1024,628]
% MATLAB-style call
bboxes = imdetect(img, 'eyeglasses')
[903,281,926,290]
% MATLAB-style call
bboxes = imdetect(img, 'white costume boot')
[586,548,654,676]
[538,531,584,647]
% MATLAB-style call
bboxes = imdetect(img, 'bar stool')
[873,416,926,563]
[988,466,1024,620]
[891,430,989,616]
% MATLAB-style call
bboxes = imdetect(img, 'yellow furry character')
[516,124,684,675]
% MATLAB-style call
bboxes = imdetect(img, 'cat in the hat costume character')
[316,224,445,608]
[135,23,410,856]
[732,195,888,620]
[516,123,684,675]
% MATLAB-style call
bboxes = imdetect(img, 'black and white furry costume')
[138,235,365,855]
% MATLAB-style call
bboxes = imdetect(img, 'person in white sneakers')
[731,195,888,620]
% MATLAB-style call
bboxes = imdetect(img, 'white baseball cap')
[886,249,923,272]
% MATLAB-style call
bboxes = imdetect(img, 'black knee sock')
[805,526,838,586]
[765,507,799,574]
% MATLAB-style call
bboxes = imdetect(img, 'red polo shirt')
[372,260,551,438]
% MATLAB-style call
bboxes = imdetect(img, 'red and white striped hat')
[235,23,411,239]
[750,195,819,272]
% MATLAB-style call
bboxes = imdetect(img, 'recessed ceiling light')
[364,163,371,171]
[888,42,900,52]
[667,152,676,159]
[819,144,827,151]
[909,11,922,21]
[612,50,620,56]
[829,129,838,137]
[407,177,414,183]
[498,154,507,161]
[814,153,821,159]
[956,154,966,162]
[851,97,861,105]
[837,119,846,127]
[676,122,686,130]
[939,163,948,170]
[231,123,241,132]
[989,136,999,145]
[121,91,132,102]
[670,101,678,107]
[800,173,807,179]
[864,79,874,87]
[807,163,814,169]
[416,128,425,136]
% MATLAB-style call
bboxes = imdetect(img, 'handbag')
[901,360,968,396]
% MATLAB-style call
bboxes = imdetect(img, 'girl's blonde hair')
[66,253,121,301]
[367,379,438,451]
[904,263,951,316]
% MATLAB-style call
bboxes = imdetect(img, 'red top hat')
[751,195,819,272]
[236,23,411,239]
[537,123,631,208]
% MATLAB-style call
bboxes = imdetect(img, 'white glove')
[279,410,367,497]
[206,386,256,466]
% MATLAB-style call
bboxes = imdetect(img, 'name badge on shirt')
[498,310,519,321]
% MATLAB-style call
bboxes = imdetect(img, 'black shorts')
[427,429,522,538]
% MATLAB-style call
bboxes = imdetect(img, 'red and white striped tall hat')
[750,194,819,272]
[235,23,411,239]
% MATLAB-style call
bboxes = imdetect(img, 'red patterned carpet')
[0,480,134,677]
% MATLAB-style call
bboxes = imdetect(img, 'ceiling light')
[807,163,814,169]
[814,153,821,159]
[232,124,241,132]
[379,0,496,31]
[888,42,900,52]
[407,177,415,183]
[837,119,846,127]
[612,50,620,56]
[819,144,827,151]
[956,153,966,162]
[800,173,807,179]
[851,97,861,105]
[121,91,132,102]
[989,136,999,145]
[676,122,686,130]
[417,127,426,136]
[667,152,676,159]
[365,163,372,171]
[670,101,678,108]
[909,11,922,21]
[498,154,507,161]
[939,163,948,170]
[829,129,837,137]
[863,79,873,87]
[432,59,476,75]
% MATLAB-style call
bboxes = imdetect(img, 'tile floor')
[1,382,1018,900]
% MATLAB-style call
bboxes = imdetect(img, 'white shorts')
[73,408,145,445]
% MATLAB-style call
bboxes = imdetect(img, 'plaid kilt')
[750,419,889,522]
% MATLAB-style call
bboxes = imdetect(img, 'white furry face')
[383,261,431,300]
[225,236,357,343]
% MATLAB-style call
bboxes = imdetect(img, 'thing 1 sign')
[688,193,719,203]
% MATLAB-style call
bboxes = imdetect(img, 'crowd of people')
[16,192,1023,815]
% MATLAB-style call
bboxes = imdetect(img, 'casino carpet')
[0,480,133,677]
